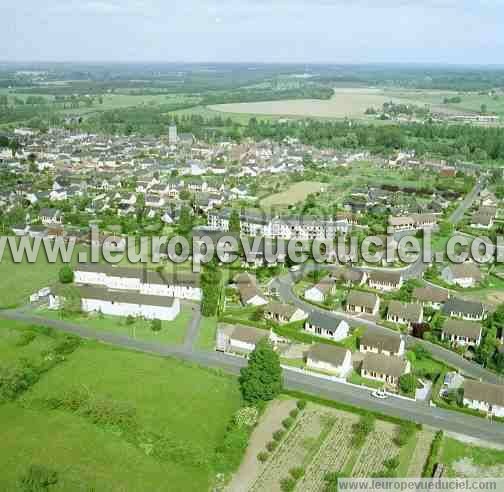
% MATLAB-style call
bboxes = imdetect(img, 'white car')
[289,265,301,272]
[371,389,388,399]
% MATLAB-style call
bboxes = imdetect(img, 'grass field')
[37,303,194,345]
[260,181,324,208]
[0,319,242,491]
[196,316,218,350]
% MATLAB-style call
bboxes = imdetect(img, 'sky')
[3,0,504,64]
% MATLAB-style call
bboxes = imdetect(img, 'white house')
[441,319,482,347]
[463,380,504,418]
[359,331,405,357]
[441,263,482,289]
[39,208,63,226]
[216,323,270,355]
[386,301,423,328]
[361,353,411,388]
[306,344,352,377]
[304,313,350,342]
[304,279,335,303]
[263,302,307,324]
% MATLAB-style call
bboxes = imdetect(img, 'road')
[1,308,503,444]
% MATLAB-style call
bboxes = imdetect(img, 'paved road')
[184,308,202,352]
[274,273,503,385]
[1,308,503,444]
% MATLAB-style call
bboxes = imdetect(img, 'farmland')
[232,400,434,491]
[261,181,325,208]
[209,87,484,120]
[0,318,242,491]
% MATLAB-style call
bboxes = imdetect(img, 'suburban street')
[1,308,504,445]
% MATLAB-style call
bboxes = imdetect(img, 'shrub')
[282,417,294,429]
[15,331,37,347]
[52,335,81,355]
[394,422,416,447]
[351,414,375,447]
[289,467,305,480]
[289,408,299,419]
[297,399,307,410]
[214,418,251,475]
[384,456,400,470]
[266,440,278,452]
[257,451,269,462]
[422,431,444,477]
[150,319,162,332]
[234,406,259,428]
[273,429,285,441]
[399,373,417,396]
[58,265,74,284]
[125,315,136,325]
[18,465,58,491]
[280,477,296,492]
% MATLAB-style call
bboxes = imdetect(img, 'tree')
[239,338,283,405]
[399,373,417,395]
[150,319,162,332]
[229,208,241,233]
[58,265,74,284]
[177,206,193,237]
[476,326,497,367]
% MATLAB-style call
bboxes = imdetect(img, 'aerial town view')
[2,1,504,491]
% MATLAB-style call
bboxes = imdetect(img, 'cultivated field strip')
[351,429,400,478]
[249,409,325,492]
[296,419,355,492]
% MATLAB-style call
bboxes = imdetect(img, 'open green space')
[0,318,242,491]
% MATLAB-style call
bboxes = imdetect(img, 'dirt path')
[227,399,296,492]
[407,429,436,477]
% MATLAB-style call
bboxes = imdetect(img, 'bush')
[394,422,416,447]
[282,417,294,429]
[214,417,252,475]
[18,465,58,491]
[351,414,375,447]
[297,399,307,410]
[289,467,305,480]
[15,331,37,347]
[234,406,259,428]
[125,315,135,325]
[52,335,81,355]
[266,440,278,452]
[257,451,269,462]
[58,265,74,284]
[399,373,417,396]
[289,408,299,419]
[273,429,285,441]
[150,319,162,332]
[384,456,400,470]
[422,431,444,477]
[280,477,296,492]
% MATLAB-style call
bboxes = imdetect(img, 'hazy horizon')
[3,1,504,65]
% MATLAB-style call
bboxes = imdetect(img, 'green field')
[37,304,194,345]
[0,319,242,491]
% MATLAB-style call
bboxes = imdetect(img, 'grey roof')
[413,287,449,304]
[305,311,343,331]
[443,297,485,317]
[346,291,379,309]
[362,353,408,378]
[360,331,402,353]
[443,319,482,339]
[230,325,268,345]
[464,380,504,407]
[368,270,402,285]
[75,285,176,308]
[264,302,299,318]
[308,343,349,367]
[387,301,423,323]
[446,263,482,281]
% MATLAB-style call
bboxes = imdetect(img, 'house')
[331,268,367,287]
[441,263,482,288]
[304,278,336,303]
[359,331,405,357]
[386,301,423,328]
[443,372,465,391]
[304,312,350,342]
[442,297,486,321]
[361,353,411,388]
[345,291,380,316]
[367,271,403,292]
[263,302,307,324]
[306,344,352,377]
[238,283,268,306]
[441,319,482,347]
[412,286,449,310]
[39,208,63,226]
[463,380,504,417]
[51,285,180,321]
[216,323,269,355]
[471,213,494,229]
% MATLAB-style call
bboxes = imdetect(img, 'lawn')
[37,304,194,345]
[348,370,384,389]
[0,319,243,490]
[196,316,218,350]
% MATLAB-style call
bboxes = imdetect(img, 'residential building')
[442,297,486,321]
[306,344,352,377]
[367,271,403,292]
[386,300,423,328]
[361,353,411,388]
[263,302,307,324]
[345,291,380,315]
[304,278,336,303]
[441,263,482,288]
[441,319,482,347]
[463,380,504,417]
[359,331,405,357]
[412,286,449,310]
[39,207,63,226]
[304,312,350,342]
